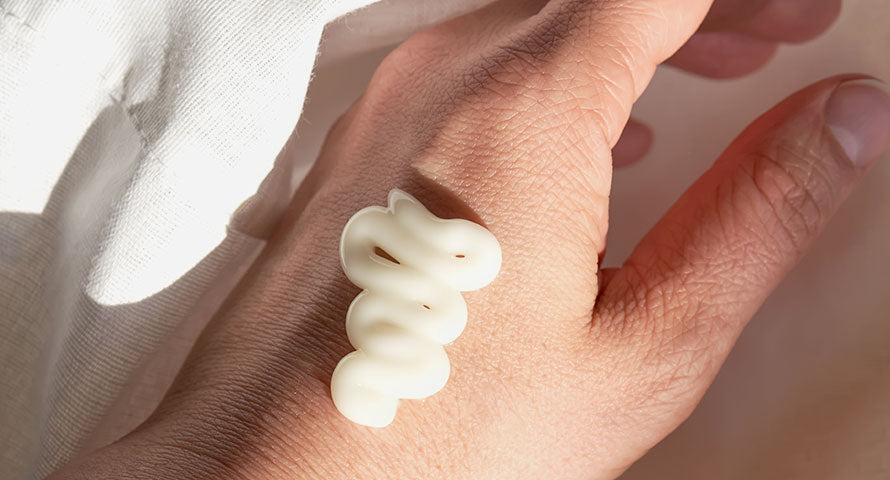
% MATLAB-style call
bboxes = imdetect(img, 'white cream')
[331,189,501,427]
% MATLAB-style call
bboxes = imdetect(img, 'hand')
[51,0,888,479]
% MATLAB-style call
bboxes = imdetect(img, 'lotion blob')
[331,189,501,427]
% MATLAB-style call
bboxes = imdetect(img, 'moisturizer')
[331,189,501,427]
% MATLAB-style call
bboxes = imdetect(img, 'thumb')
[596,76,890,408]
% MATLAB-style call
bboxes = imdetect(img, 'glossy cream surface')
[331,189,501,427]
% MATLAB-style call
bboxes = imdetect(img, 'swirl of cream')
[331,189,501,427]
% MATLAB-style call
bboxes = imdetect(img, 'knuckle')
[734,147,837,256]
[326,8,620,240]
[367,47,420,98]
[363,47,439,122]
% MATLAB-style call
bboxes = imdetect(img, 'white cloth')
[1,0,889,479]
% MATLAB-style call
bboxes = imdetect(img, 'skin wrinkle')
[746,153,826,257]
[610,268,659,340]
[713,168,745,252]
[656,295,720,361]
[722,172,792,274]
[648,320,726,401]
[167,386,293,464]
[165,429,247,479]
[584,53,635,144]
[594,2,676,90]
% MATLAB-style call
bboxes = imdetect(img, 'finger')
[697,0,770,30]
[668,0,839,78]
[730,0,842,44]
[508,0,715,146]
[612,118,653,168]
[666,31,777,79]
[596,76,890,404]
[700,0,841,43]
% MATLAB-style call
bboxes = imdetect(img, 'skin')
[47,0,870,478]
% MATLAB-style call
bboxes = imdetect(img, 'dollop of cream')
[331,189,501,427]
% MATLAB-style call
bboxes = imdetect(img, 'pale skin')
[50,0,890,479]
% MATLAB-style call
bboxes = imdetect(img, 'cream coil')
[331,189,501,427]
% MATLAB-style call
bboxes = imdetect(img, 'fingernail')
[825,78,890,167]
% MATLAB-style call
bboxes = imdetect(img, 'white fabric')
[1,0,888,479]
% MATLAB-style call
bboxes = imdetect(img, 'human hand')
[50,0,890,479]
